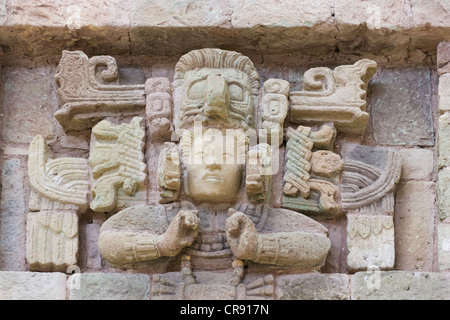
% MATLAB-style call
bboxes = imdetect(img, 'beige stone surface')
[276,273,350,300]
[437,42,450,74]
[9,0,132,27]
[439,112,450,169]
[231,0,333,28]
[0,271,67,300]
[132,0,230,28]
[411,0,450,29]
[398,148,434,181]
[69,273,150,300]
[351,271,450,300]
[437,222,450,271]
[394,181,436,271]
[2,67,57,144]
[439,73,450,113]
[438,169,450,220]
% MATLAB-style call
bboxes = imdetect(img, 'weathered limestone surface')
[2,67,57,144]
[78,223,102,271]
[68,273,150,300]
[394,181,436,271]
[439,113,450,169]
[276,273,350,300]
[437,222,450,271]
[351,271,450,300]
[0,159,26,271]
[370,68,434,146]
[398,148,434,181]
[0,0,447,60]
[438,169,450,220]
[0,271,67,300]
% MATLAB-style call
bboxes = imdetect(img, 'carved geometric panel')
[347,214,395,272]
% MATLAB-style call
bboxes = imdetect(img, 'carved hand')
[226,209,258,260]
[156,210,200,257]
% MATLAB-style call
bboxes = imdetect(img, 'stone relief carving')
[341,144,401,271]
[97,49,331,299]
[260,78,290,146]
[26,134,89,271]
[157,142,181,203]
[145,77,174,142]
[89,116,147,213]
[55,50,145,132]
[289,59,377,135]
[23,47,402,299]
[282,123,343,218]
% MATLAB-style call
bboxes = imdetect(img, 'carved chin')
[188,183,240,203]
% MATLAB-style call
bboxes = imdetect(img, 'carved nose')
[204,74,229,120]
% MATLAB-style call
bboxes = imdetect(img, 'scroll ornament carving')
[54,50,145,132]
[289,59,377,135]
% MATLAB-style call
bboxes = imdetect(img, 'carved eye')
[228,83,244,101]
[188,79,206,100]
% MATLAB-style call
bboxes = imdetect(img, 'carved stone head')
[180,128,248,203]
[172,48,260,131]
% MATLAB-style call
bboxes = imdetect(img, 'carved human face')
[180,68,254,129]
[186,130,245,203]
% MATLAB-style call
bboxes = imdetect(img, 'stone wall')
[0,0,449,300]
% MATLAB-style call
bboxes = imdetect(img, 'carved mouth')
[202,173,223,183]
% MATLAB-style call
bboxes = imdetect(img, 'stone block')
[411,0,450,29]
[9,0,131,27]
[370,68,434,147]
[0,158,27,271]
[231,0,333,28]
[0,271,67,300]
[334,0,412,58]
[2,67,58,144]
[351,271,450,300]
[394,181,436,271]
[439,112,450,168]
[129,0,232,55]
[132,0,230,28]
[230,0,336,55]
[275,273,350,300]
[79,223,102,270]
[398,148,434,181]
[439,74,450,113]
[437,42,450,75]
[438,169,450,220]
[69,273,150,300]
[437,222,450,271]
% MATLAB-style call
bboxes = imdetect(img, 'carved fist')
[157,210,200,257]
[226,209,258,260]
